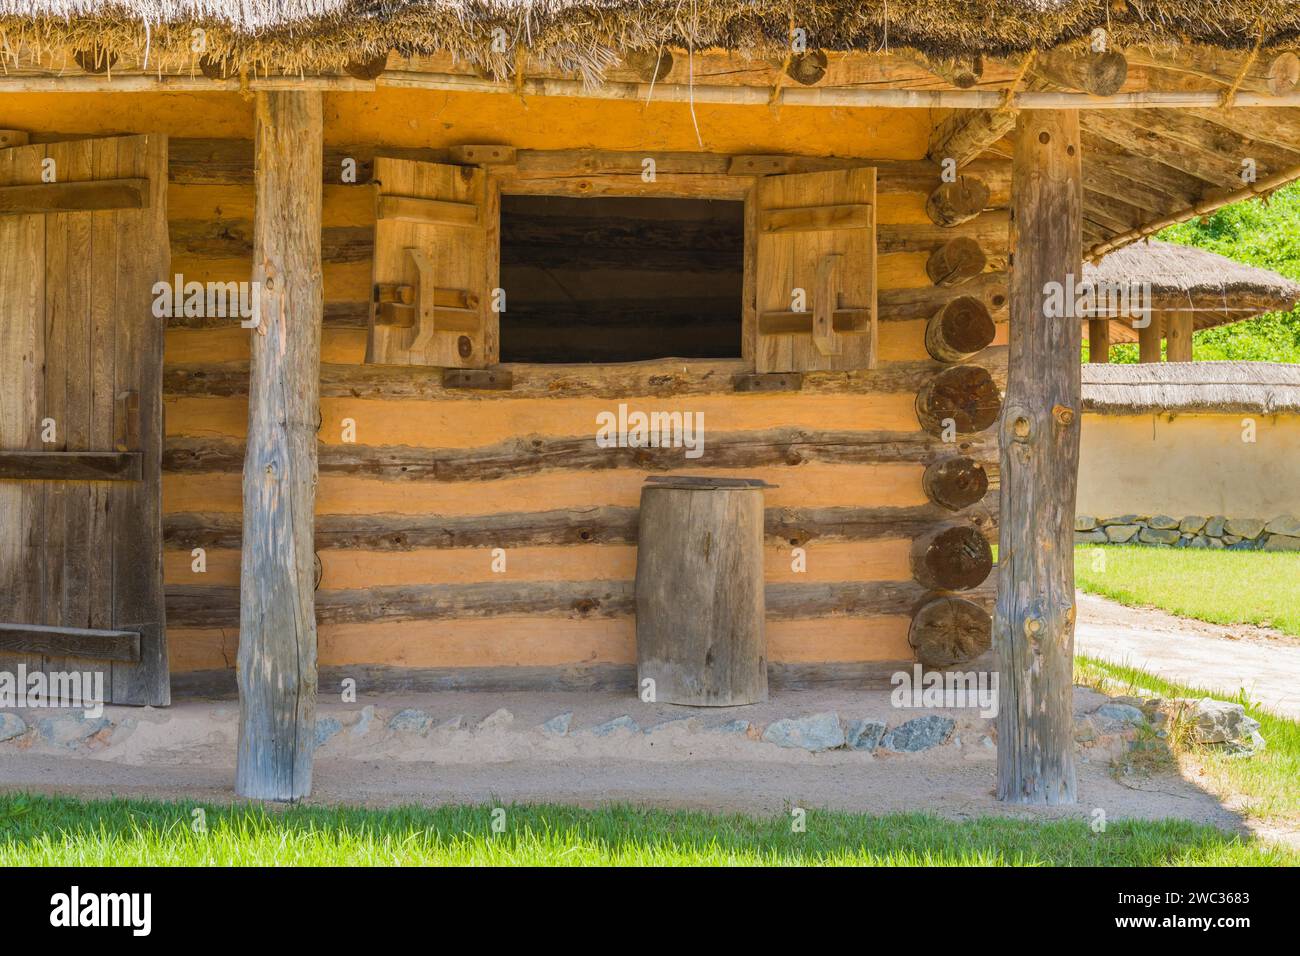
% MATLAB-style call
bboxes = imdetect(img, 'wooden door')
[0,134,170,706]
[753,167,878,372]
[366,157,498,368]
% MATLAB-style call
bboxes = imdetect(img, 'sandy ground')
[0,685,1248,832]
[1076,591,1300,717]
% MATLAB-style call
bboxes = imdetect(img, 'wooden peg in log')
[922,456,989,511]
[1268,52,1300,95]
[925,296,995,362]
[0,130,30,150]
[925,176,990,227]
[910,524,994,591]
[1035,47,1128,96]
[915,364,1002,436]
[786,50,829,86]
[345,52,390,80]
[626,48,674,83]
[910,596,992,667]
[926,237,987,287]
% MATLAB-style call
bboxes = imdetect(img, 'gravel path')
[1075,591,1300,718]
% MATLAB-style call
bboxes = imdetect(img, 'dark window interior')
[499,195,744,363]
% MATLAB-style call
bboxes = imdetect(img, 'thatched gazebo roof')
[1082,360,1300,414]
[1082,239,1300,342]
[1,1,1298,76]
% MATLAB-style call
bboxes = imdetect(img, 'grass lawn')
[0,792,1292,866]
[1074,545,1300,636]
[1075,656,1300,833]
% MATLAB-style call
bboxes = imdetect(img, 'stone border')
[1075,513,1300,550]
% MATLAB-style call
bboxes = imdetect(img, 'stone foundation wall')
[1074,513,1300,551]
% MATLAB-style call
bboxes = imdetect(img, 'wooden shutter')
[0,134,169,706]
[367,158,497,367]
[753,167,878,372]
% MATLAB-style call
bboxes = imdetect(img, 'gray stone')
[761,712,845,752]
[314,716,342,749]
[388,708,432,734]
[1189,535,1210,549]
[1179,698,1263,749]
[1148,514,1179,530]
[845,718,887,752]
[1074,530,1107,545]
[1138,527,1180,545]
[1073,716,1097,743]
[476,708,514,731]
[1095,702,1145,727]
[350,704,375,737]
[713,719,751,735]
[35,713,110,747]
[882,715,955,752]
[1225,517,1265,539]
[1204,515,1227,537]
[1222,534,1242,546]
[1265,514,1300,537]
[541,712,572,736]
[1207,537,1226,550]
[592,715,640,737]
[1100,514,1145,527]
[1178,515,1207,534]
[645,716,699,735]
[1105,524,1141,543]
[436,715,465,732]
[1264,534,1300,552]
[1074,515,1098,531]
[0,712,27,742]
[1228,539,1258,551]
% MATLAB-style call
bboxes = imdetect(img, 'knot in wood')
[1052,404,1076,427]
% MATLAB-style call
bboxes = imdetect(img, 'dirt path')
[1075,591,1300,718]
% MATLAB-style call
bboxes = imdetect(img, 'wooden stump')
[635,477,767,706]
[236,91,324,802]
[995,110,1082,805]
[926,237,987,287]
[915,364,1002,436]
[925,296,995,362]
[923,456,989,511]
[910,597,992,667]
[925,177,989,227]
[910,525,993,590]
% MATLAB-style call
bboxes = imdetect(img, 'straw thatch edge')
[2,2,1300,82]
[1082,361,1300,415]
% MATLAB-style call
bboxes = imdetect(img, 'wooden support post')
[1138,312,1163,363]
[1165,311,1194,362]
[995,111,1082,805]
[1087,318,1110,362]
[236,91,323,802]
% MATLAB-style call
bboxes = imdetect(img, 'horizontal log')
[909,596,992,667]
[0,451,141,481]
[172,659,932,699]
[0,177,149,214]
[910,523,995,590]
[163,427,998,480]
[164,350,1009,401]
[915,364,1004,435]
[165,500,998,552]
[925,176,991,226]
[922,456,990,511]
[166,576,995,628]
[0,622,141,663]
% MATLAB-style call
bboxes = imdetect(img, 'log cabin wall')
[1,90,1008,694]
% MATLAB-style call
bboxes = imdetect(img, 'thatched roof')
[1082,239,1300,336]
[1082,361,1300,415]
[2,1,1299,76]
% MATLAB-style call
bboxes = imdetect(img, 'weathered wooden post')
[1087,319,1110,362]
[995,111,1081,805]
[236,91,323,801]
[1166,311,1194,362]
[1138,312,1163,363]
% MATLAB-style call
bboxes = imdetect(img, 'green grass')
[1074,544,1300,636]
[1075,656,1300,828]
[0,792,1291,865]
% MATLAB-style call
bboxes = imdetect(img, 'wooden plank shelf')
[0,622,141,663]
[0,451,142,481]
